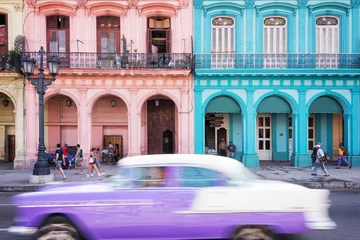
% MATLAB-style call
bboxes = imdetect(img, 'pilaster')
[179,89,190,153]
[245,0,255,53]
[129,89,140,156]
[194,0,203,53]
[242,90,259,167]
[194,90,204,153]
[298,0,308,53]
[352,1,360,52]
[13,90,26,169]
[78,89,87,153]
[25,87,37,166]
[350,89,360,166]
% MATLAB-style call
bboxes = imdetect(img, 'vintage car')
[8,154,336,240]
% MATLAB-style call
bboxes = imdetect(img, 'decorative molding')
[293,8,297,16]
[128,0,139,9]
[13,2,24,11]
[352,0,360,7]
[179,0,189,9]
[194,0,203,9]
[245,0,255,9]
[26,0,37,7]
[77,0,87,9]
[298,0,308,8]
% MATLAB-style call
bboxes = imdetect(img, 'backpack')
[322,152,330,163]
[79,149,83,158]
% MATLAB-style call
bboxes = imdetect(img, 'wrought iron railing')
[195,53,360,69]
[0,54,21,72]
[22,52,192,70]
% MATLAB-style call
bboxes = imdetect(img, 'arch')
[202,91,246,114]
[0,8,10,15]
[253,92,297,114]
[137,91,180,113]
[88,2,127,17]
[203,2,244,13]
[138,4,178,17]
[37,3,77,16]
[306,92,351,115]
[257,96,292,113]
[206,96,241,113]
[0,89,16,110]
[44,90,81,110]
[88,90,130,113]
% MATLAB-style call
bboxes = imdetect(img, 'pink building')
[24,0,193,167]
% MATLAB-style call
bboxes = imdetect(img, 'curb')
[0,181,359,192]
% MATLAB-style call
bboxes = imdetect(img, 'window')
[179,167,227,187]
[211,17,235,68]
[316,16,339,68]
[263,17,287,68]
[0,14,7,54]
[147,17,171,53]
[308,116,315,151]
[97,16,120,55]
[46,16,69,55]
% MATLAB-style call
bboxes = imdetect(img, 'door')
[289,115,293,159]
[257,114,272,160]
[308,115,315,154]
[7,135,15,162]
[216,127,227,151]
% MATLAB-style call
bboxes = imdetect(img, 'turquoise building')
[193,0,360,167]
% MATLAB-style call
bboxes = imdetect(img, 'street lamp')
[22,46,60,182]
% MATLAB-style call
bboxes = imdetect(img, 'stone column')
[25,87,37,167]
[128,89,141,156]
[194,90,204,153]
[291,90,311,167]
[13,88,26,169]
[241,90,259,167]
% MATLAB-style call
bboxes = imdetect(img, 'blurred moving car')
[8,154,336,240]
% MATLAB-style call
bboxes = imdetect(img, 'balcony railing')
[195,53,360,69]
[23,52,192,70]
[0,54,21,73]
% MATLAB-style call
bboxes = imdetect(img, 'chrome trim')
[18,202,154,208]
[305,220,337,230]
[7,226,38,236]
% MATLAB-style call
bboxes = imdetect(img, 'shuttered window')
[211,17,235,68]
[263,17,287,68]
[316,16,339,68]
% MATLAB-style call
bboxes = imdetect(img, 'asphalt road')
[0,190,359,240]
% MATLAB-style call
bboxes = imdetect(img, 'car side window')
[179,167,227,187]
[110,167,132,188]
[132,167,167,188]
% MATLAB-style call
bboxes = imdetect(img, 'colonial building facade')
[0,0,25,169]
[193,0,360,167]
[24,0,194,167]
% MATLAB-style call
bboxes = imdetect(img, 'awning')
[309,96,343,114]
[257,96,292,113]
[206,96,241,113]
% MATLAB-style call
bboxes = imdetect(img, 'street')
[0,190,359,240]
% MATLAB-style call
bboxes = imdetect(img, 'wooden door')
[147,99,175,154]
[7,135,15,162]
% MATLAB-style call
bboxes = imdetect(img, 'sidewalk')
[0,161,359,192]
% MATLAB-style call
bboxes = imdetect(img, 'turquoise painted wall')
[272,114,289,160]
[232,114,243,160]
[315,113,333,159]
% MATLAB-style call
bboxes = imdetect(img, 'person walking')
[311,143,329,176]
[337,143,352,169]
[227,142,237,158]
[218,138,227,157]
[86,148,103,178]
[54,143,67,180]
[72,144,83,174]
[114,144,120,163]
[311,142,321,170]
[91,148,106,176]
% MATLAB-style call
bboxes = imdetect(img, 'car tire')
[233,226,275,240]
[35,215,81,240]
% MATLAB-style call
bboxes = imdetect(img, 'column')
[179,88,190,153]
[78,90,89,156]
[13,89,26,169]
[291,90,312,167]
[245,0,255,54]
[194,90,204,153]
[242,90,259,167]
[298,0,308,53]
[128,89,141,156]
[352,3,360,53]
[25,87,37,166]
[0,125,4,161]
[193,1,203,53]
[350,89,360,166]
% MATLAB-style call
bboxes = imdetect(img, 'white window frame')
[211,16,235,68]
[308,115,316,153]
[263,16,287,69]
[316,16,339,68]
[257,114,272,161]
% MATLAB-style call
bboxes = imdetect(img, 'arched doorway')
[142,95,177,154]
[92,95,128,158]
[308,96,344,160]
[256,96,293,161]
[204,95,242,158]
[0,93,15,162]
[44,95,78,155]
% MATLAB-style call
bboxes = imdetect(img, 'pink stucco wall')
[24,0,194,166]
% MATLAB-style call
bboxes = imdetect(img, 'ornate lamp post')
[22,46,60,182]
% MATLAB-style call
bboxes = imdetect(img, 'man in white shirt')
[311,144,329,176]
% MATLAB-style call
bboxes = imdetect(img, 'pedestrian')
[337,143,352,169]
[72,144,83,174]
[62,143,70,169]
[114,144,120,163]
[108,142,115,165]
[218,138,227,156]
[91,148,106,176]
[311,142,321,169]
[227,141,237,158]
[86,148,103,178]
[311,143,330,176]
[54,143,67,180]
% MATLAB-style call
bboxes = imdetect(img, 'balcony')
[0,53,21,73]
[23,52,192,70]
[195,53,360,70]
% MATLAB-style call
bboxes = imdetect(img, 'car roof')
[117,154,250,179]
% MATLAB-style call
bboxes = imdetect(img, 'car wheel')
[233,226,274,240]
[36,216,80,240]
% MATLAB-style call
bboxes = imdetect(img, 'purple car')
[8,154,336,240]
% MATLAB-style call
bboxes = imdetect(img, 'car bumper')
[7,225,38,236]
[305,220,337,230]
